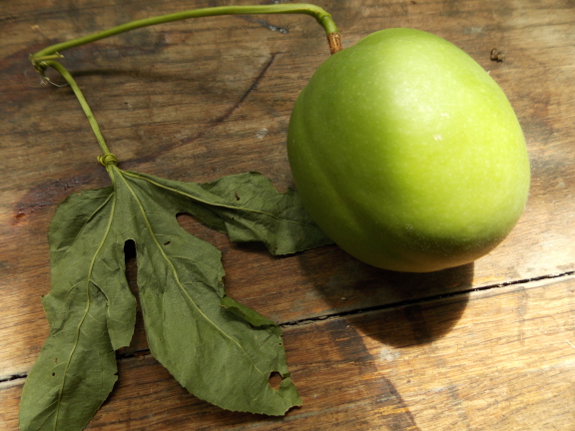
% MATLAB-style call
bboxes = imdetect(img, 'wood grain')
[1,0,574,429]
[3,276,575,430]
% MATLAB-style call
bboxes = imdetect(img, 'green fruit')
[287,28,530,272]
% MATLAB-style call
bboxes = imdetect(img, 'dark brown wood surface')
[1,0,574,429]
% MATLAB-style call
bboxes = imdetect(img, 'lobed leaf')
[122,170,333,255]
[21,168,330,429]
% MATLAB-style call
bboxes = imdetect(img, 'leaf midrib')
[122,170,317,228]
[53,187,118,430]
[115,168,273,389]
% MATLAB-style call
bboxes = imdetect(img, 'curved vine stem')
[31,3,341,66]
[30,3,342,165]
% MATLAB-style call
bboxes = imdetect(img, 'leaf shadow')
[297,245,473,347]
[63,67,195,82]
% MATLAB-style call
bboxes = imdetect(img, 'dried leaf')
[127,170,332,255]
[20,168,331,430]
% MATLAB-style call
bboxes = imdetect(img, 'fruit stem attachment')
[327,33,343,55]
[39,60,113,160]
[31,3,341,65]
[29,4,342,169]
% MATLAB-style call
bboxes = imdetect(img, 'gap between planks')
[3,269,573,386]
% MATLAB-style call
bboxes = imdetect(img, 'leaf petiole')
[39,60,113,159]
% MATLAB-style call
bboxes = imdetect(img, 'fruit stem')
[31,4,341,65]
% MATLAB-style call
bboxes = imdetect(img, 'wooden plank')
[2,274,574,430]
[1,0,575,428]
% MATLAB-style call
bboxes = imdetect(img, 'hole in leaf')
[124,240,138,295]
[115,240,147,358]
[52,372,56,377]
[268,371,283,391]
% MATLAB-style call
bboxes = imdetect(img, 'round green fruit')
[287,28,530,272]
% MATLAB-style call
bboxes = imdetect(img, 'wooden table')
[2,0,574,429]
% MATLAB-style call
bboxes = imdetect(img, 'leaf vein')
[116,168,270,381]
[122,170,316,228]
[52,183,118,430]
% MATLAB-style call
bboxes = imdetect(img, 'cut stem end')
[327,33,343,55]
